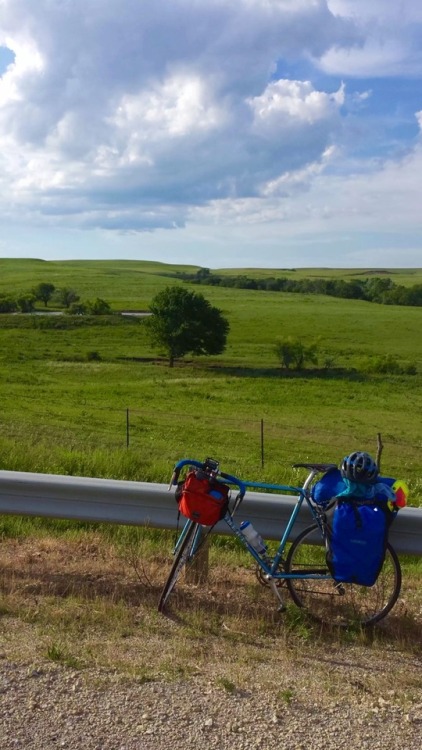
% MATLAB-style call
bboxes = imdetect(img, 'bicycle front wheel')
[285,524,402,627]
[158,521,200,613]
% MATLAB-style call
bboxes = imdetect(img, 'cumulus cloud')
[0,0,420,245]
[0,0,359,231]
[195,110,422,242]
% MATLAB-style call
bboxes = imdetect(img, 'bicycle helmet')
[340,451,379,484]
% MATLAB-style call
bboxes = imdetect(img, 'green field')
[1,259,421,503]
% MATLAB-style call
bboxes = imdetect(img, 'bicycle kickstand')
[266,576,286,613]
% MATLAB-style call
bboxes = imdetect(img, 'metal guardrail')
[0,470,421,555]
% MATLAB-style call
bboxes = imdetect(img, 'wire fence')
[122,407,417,465]
[1,406,420,483]
[81,406,422,478]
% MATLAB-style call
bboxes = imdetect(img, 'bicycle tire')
[285,523,402,627]
[158,521,200,613]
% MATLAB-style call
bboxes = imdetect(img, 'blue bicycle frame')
[170,458,331,586]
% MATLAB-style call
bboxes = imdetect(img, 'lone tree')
[54,287,80,309]
[32,283,55,307]
[145,286,229,367]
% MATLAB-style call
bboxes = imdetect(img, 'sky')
[0,0,421,269]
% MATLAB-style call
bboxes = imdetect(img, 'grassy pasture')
[1,258,421,303]
[0,259,421,500]
[0,258,199,309]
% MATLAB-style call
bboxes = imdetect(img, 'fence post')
[261,419,264,468]
[376,432,383,471]
[126,408,130,448]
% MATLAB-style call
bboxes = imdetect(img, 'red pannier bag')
[176,470,230,526]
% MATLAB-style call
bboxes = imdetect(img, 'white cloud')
[193,113,422,239]
[323,0,422,76]
[249,80,344,131]
[0,0,357,231]
[114,74,224,140]
[0,0,420,266]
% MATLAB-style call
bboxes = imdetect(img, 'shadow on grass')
[117,356,166,364]
[116,356,367,381]
[163,584,422,652]
[3,564,421,652]
[1,566,160,608]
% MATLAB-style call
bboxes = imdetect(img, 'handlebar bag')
[176,470,230,526]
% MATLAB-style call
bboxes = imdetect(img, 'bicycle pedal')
[277,604,286,613]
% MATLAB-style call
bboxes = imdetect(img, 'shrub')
[275,337,318,370]
[0,296,18,313]
[369,355,417,375]
[17,294,36,313]
[87,298,112,315]
[67,302,88,315]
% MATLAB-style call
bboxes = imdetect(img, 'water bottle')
[240,521,267,555]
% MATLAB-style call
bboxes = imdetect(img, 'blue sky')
[0,0,421,269]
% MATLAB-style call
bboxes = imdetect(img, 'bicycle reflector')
[392,479,409,508]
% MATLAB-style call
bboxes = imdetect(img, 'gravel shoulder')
[1,536,421,748]
[1,650,422,750]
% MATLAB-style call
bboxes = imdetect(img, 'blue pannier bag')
[326,500,393,586]
[326,478,397,587]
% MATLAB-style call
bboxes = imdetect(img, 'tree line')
[0,283,111,315]
[175,268,422,307]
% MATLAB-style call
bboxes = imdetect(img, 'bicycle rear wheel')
[285,524,402,627]
[158,521,200,613]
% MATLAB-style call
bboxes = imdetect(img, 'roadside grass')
[1,530,421,697]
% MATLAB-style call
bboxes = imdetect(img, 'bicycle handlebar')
[170,458,247,498]
[170,457,334,499]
